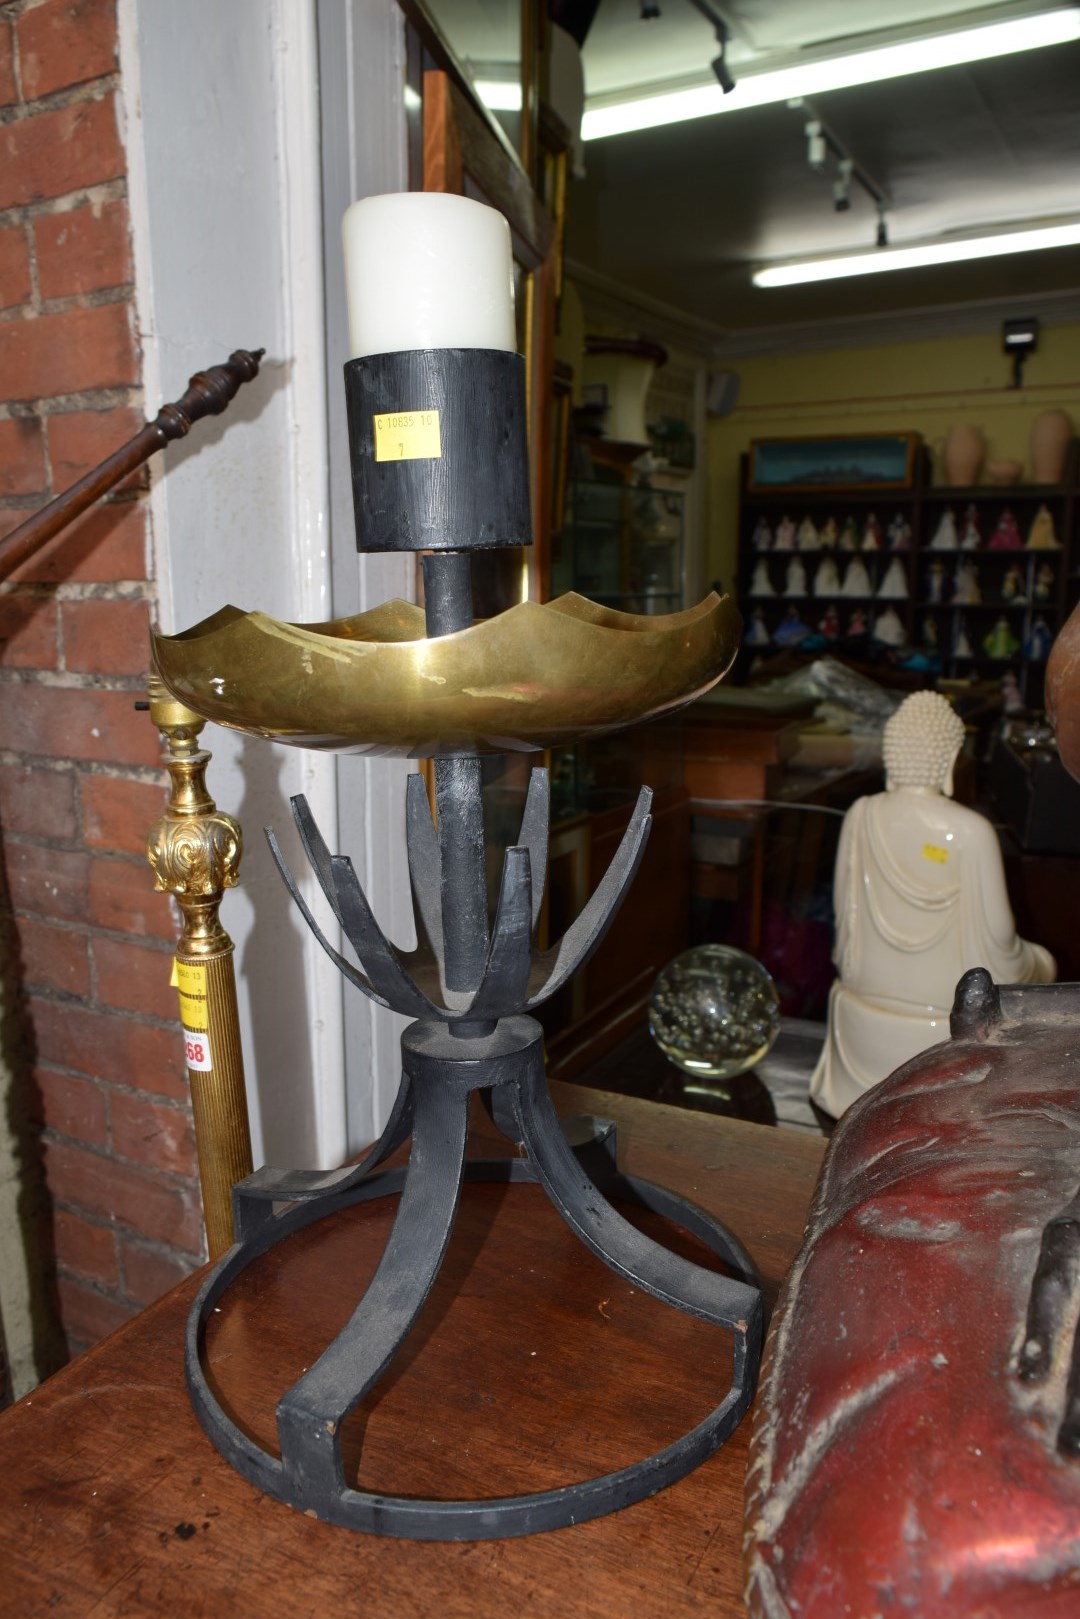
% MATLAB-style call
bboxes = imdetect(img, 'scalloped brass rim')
[151,591,741,756]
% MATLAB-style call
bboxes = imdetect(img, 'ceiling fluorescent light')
[475,80,523,112]
[582,8,1080,141]
[753,221,1080,287]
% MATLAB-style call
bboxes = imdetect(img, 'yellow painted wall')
[706,322,1080,589]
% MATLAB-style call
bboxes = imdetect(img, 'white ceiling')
[581,0,1006,95]
[427,0,1080,334]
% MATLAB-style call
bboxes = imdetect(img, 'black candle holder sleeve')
[344,348,531,552]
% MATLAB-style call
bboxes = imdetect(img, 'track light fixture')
[712,42,736,95]
[797,101,890,246]
[806,119,827,171]
[686,0,737,95]
[832,158,853,213]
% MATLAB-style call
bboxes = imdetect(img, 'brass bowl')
[151,591,741,756]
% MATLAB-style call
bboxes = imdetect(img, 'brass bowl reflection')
[150,592,740,756]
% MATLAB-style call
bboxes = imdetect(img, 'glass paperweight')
[648,944,781,1081]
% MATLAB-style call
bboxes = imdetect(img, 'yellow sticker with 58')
[922,843,949,864]
[373,410,442,462]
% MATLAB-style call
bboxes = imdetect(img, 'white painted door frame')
[119,0,346,1169]
[316,0,417,1151]
[122,0,413,1165]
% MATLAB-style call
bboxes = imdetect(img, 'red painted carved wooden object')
[745,973,1080,1618]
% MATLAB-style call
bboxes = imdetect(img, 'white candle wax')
[342,192,516,359]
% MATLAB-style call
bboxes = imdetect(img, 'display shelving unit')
[736,441,1079,706]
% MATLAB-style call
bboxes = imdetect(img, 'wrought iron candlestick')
[155,283,755,1540]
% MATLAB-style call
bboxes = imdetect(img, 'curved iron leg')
[233,1073,414,1244]
[511,1053,761,1340]
[276,1070,470,1512]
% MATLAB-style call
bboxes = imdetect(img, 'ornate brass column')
[146,675,252,1257]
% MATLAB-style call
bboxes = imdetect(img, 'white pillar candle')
[342,192,516,359]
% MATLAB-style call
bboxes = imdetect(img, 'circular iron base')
[186,1101,761,1541]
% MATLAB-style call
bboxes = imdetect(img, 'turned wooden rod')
[0,347,264,583]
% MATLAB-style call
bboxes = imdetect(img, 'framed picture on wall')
[748,432,921,492]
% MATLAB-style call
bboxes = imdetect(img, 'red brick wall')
[0,0,203,1362]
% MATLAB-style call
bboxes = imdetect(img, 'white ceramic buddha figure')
[810,690,1055,1118]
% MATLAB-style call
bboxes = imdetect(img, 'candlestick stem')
[422,552,489,996]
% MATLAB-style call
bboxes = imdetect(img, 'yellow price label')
[922,843,949,864]
[174,959,208,1030]
[373,409,442,463]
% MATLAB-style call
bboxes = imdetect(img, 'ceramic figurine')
[988,508,1022,550]
[1025,617,1054,662]
[774,515,796,550]
[750,516,773,552]
[838,516,858,551]
[1026,503,1061,550]
[783,556,808,598]
[887,512,911,551]
[750,558,775,597]
[1034,562,1055,601]
[959,504,982,550]
[861,513,884,551]
[876,557,908,600]
[840,557,872,598]
[952,558,981,605]
[773,606,810,646]
[928,509,958,551]
[797,516,819,551]
[819,603,840,639]
[1001,670,1024,715]
[1001,563,1025,603]
[983,617,1019,659]
[847,607,868,636]
[925,560,946,604]
[954,619,974,658]
[812,556,841,597]
[809,690,1053,1118]
[872,606,905,647]
[745,607,771,646]
[922,615,939,650]
[819,517,839,549]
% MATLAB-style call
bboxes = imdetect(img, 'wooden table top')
[0,1082,824,1619]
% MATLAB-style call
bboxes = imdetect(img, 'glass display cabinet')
[552,476,686,613]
